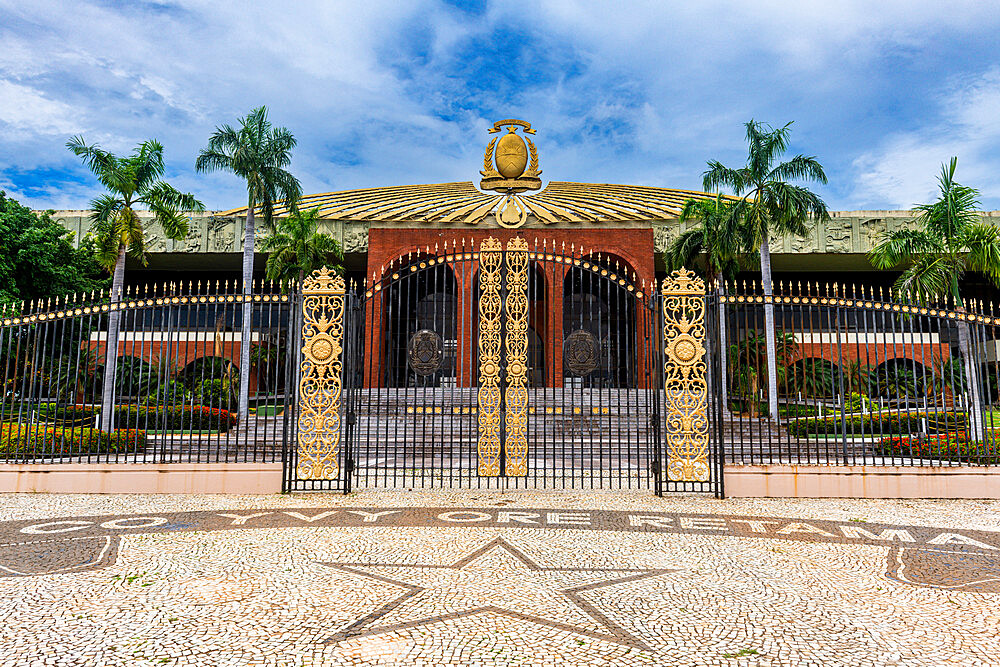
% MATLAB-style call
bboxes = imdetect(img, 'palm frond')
[87,218,122,272]
[89,194,124,225]
[962,222,1000,285]
[867,229,941,270]
[702,162,748,194]
[894,255,957,304]
[132,139,165,189]
[66,137,120,192]
[665,229,706,272]
[768,154,828,185]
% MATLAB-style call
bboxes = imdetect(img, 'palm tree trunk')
[237,206,254,423]
[99,245,126,432]
[759,232,780,422]
[717,281,731,418]
[956,317,985,441]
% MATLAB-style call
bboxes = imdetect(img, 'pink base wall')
[0,463,283,494]
[725,464,1000,498]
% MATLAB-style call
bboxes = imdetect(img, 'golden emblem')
[297,267,346,481]
[480,119,542,195]
[661,268,710,483]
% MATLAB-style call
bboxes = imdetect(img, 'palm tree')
[67,137,203,431]
[196,106,302,421]
[666,195,751,415]
[703,120,829,420]
[262,207,343,287]
[869,157,1000,439]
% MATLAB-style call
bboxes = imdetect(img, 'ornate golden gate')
[475,237,529,477]
[285,250,721,495]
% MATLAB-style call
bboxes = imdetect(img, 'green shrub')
[193,378,236,410]
[112,405,238,432]
[0,424,145,457]
[877,433,1000,464]
[779,404,819,418]
[0,403,27,422]
[140,379,192,405]
[29,404,238,433]
[844,392,880,413]
[787,411,967,437]
[728,401,820,418]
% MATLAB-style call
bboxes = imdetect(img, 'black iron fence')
[335,243,667,491]
[0,282,298,463]
[711,281,1000,467]
[3,272,1000,480]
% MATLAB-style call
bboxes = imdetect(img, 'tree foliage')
[868,157,1000,306]
[66,137,204,271]
[262,207,342,286]
[195,106,301,227]
[0,191,107,305]
[702,120,830,254]
[665,195,751,283]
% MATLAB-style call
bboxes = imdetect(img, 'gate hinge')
[347,412,357,425]
[345,458,355,474]
[651,459,661,476]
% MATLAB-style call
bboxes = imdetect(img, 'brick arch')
[89,337,254,394]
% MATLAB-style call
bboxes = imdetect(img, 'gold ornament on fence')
[503,237,529,476]
[297,267,345,480]
[477,237,503,476]
[661,268,710,482]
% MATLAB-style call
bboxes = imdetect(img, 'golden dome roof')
[219,181,719,225]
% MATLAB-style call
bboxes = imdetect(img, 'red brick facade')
[89,339,259,392]
[364,227,656,388]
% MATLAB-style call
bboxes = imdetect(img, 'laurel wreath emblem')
[481,137,499,177]
[525,138,540,176]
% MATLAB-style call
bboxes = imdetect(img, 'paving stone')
[0,492,995,665]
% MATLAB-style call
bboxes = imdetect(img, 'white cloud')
[852,67,1000,209]
[0,80,81,137]
[1,0,999,210]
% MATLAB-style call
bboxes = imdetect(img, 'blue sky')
[3,0,1000,211]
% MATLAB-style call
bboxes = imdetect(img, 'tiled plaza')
[1,492,998,666]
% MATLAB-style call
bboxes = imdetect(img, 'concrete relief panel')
[787,228,815,253]
[147,227,169,253]
[859,218,884,252]
[653,224,679,255]
[208,217,237,253]
[177,219,203,252]
[343,223,370,253]
[824,218,854,253]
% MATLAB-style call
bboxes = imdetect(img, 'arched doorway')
[382,258,458,387]
[562,253,638,388]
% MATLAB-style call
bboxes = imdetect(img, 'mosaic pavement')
[0,492,998,666]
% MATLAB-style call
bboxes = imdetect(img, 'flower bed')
[35,404,238,433]
[0,424,146,457]
[114,406,238,432]
[877,433,1000,464]
[787,411,967,437]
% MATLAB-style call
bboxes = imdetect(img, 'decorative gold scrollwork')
[503,237,529,476]
[297,267,345,480]
[661,268,709,482]
[477,237,503,476]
